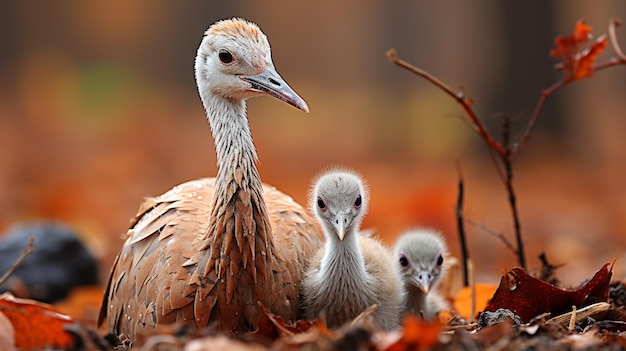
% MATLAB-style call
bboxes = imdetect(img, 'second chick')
[394,228,450,321]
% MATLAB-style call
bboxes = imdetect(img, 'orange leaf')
[53,286,104,325]
[574,20,592,43]
[384,315,440,351]
[574,35,608,79]
[550,20,607,80]
[453,283,498,320]
[0,293,74,350]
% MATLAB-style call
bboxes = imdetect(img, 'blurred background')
[1,0,625,317]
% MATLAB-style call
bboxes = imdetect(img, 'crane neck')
[199,93,274,280]
[202,95,260,180]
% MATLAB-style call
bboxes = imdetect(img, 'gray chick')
[302,169,402,330]
[394,228,449,321]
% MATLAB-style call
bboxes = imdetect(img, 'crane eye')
[317,197,327,211]
[218,49,234,64]
[354,195,362,209]
[399,254,409,267]
[437,254,444,266]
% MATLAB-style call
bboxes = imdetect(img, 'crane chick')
[394,228,449,321]
[303,170,402,330]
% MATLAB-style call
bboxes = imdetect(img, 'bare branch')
[538,251,564,285]
[455,161,470,287]
[387,49,505,157]
[467,219,517,255]
[511,78,567,161]
[503,116,526,270]
[0,236,35,287]
[609,19,626,60]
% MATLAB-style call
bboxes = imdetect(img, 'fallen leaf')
[484,263,612,323]
[453,283,498,320]
[54,285,104,325]
[0,312,16,351]
[253,303,316,339]
[384,314,440,351]
[0,293,74,350]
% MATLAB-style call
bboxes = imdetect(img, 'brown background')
[1,1,625,294]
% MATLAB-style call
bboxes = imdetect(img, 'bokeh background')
[1,0,625,315]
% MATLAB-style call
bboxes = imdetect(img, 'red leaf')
[575,35,608,79]
[484,263,612,323]
[0,293,74,350]
[574,20,593,43]
[550,20,607,80]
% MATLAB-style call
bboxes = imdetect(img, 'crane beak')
[241,67,310,113]
[409,271,432,295]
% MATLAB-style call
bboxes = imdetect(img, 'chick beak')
[409,271,431,294]
[333,213,348,240]
[241,66,309,112]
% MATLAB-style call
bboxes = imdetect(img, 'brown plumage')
[302,169,403,330]
[98,18,323,341]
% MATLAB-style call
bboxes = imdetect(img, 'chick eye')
[354,195,362,209]
[437,254,444,266]
[218,49,234,64]
[317,197,327,211]
[399,254,409,267]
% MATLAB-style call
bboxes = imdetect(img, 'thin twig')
[389,20,625,273]
[502,116,526,270]
[0,236,35,287]
[387,49,505,157]
[538,251,564,285]
[466,219,517,255]
[568,305,577,332]
[609,19,625,60]
[514,19,626,159]
[455,161,470,287]
[511,78,567,161]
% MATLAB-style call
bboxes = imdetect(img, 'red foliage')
[550,20,608,80]
[0,293,74,350]
[484,263,613,322]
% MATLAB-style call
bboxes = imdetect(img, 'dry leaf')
[484,263,612,322]
[384,315,440,351]
[453,283,498,320]
[0,312,16,351]
[550,19,608,80]
[0,293,74,350]
[253,303,316,339]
